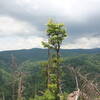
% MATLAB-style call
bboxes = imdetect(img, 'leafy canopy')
[42,19,67,49]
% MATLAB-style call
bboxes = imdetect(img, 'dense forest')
[0,20,100,100]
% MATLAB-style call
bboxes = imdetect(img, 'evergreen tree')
[42,19,67,100]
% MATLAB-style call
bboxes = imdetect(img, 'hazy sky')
[0,0,100,51]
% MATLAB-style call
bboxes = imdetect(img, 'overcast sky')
[0,0,100,51]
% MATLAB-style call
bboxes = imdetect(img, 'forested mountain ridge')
[0,48,100,64]
[0,48,100,100]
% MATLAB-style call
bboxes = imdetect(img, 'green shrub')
[43,89,56,100]
[30,90,56,100]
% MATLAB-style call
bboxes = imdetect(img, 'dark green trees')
[42,19,67,100]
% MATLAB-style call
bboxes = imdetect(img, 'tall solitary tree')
[42,19,67,100]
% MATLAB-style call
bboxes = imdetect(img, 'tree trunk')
[2,92,5,100]
[47,48,50,88]
[17,72,24,100]
[12,83,15,100]
[56,46,61,100]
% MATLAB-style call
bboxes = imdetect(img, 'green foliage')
[48,84,58,94]
[49,74,57,83]
[0,53,100,100]
[30,96,44,100]
[41,19,67,100]
[0,68,12,100]
[42,19,67,50]
[43,90,56,100]
[0,48,99,69]
[31,90,56,100]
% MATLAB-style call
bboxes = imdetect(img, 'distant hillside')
[0,48,100,98]
[0,48,100,67]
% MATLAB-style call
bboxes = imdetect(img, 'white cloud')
[15,0,100,22]
[62,37,100,49]
[0,16,45,51]
[1,36,99,51]
[0,0,100,50]
[0,36,44,51]
[0,16,41,37]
